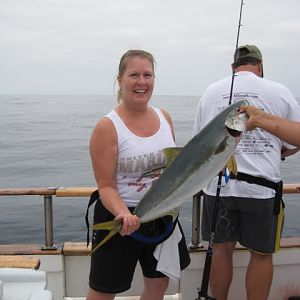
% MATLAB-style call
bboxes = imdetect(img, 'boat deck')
[1,185,300,299]
[1,238,300,300]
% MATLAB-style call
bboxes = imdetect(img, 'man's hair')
[232,56,261,69]
[232,44,262,69]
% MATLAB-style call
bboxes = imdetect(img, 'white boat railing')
[0,184,299,250]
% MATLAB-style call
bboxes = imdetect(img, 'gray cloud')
[0,0,299,96]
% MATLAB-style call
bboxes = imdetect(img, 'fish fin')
[226,155,237,176]
[165,208,179,222]
[142,163,167,177]
[143,147,182,177]
[163,147,182,167]
[90,220,122,255]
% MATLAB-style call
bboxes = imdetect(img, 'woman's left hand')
[115,213,141,236]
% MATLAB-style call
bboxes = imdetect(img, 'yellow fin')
[90,219,122,255]
[163,147,182,167]
[169,208,179,221]
[158,208,179,222]
[226,155,237,176]
[143,148,182,177]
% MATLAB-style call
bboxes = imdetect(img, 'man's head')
[232,44,264,77]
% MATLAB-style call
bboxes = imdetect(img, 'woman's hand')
[115,212,141,236]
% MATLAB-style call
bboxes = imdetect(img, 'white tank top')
[105,106,176,207]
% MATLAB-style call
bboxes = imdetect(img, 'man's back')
[193,70,300,198]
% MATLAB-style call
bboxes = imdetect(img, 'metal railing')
[0,184,299,250]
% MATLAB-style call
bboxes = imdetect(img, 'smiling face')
[118,55,155,106]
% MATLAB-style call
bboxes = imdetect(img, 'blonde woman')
[86,50,190,300]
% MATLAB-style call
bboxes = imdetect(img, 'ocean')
[0,95,299,244]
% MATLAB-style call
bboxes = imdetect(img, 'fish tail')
[90,220,122,255]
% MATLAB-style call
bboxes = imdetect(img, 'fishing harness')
[229,172,283,214]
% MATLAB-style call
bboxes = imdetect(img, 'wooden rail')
[0,184,299,250]
[282,183,300,194]
[0,188,57,196]
[0,183,299,197]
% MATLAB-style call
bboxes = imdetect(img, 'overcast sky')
[1,0,299,96]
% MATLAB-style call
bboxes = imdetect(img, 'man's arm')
[240,105,300,148]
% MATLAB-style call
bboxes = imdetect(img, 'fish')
[92,100,248,252]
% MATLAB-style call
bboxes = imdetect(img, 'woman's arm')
[240,105,300,148]
[89,118,140,235]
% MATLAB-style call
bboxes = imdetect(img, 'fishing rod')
[229,0,245,105]
[196,1,245,299]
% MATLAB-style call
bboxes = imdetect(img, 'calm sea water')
[0,95,299,244]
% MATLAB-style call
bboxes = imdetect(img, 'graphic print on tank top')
[119,150,166,192]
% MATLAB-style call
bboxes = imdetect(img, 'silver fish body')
[133,100,248,222]
[91,100,248,252]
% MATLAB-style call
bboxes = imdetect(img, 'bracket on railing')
[188,191,205,250]
[41,187,60,250]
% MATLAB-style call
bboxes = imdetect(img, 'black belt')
[229,172,283,214]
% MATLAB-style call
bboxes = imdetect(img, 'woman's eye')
[144,74,153,78]
[128,73,153,79]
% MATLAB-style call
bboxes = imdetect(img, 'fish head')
[225,100,249,138]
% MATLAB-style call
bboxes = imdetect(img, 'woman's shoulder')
[151,106,175,139]
[160,108,172,122]
[151,105,170,118]
[93,114,116,137]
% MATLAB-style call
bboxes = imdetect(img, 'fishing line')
[196,1,245,299]
[229,0,245,105]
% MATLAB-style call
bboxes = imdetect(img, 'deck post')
[42,195,57,250]
[189,191,204,249]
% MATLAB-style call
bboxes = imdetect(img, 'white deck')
[1,239,300,300]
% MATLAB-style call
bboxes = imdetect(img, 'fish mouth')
[226,126,243,137]
[224,109,248,136]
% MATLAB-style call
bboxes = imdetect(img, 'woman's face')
[118,56,154,106]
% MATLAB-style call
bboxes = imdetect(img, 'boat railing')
[0,184,299,250]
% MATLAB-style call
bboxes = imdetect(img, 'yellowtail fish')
[92,100,248,252]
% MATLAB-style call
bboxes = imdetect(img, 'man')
[193,44,300,300]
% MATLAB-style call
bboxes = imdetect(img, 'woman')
[240,105,300,147]
[86,50,190,300]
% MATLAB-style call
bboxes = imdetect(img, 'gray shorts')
[201,193,284,254]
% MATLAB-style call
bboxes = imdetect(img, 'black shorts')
[201,193,284,254]
[89,200,190,294]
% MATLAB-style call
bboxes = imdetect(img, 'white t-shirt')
[105,106,176,207]
[193,71,300,198]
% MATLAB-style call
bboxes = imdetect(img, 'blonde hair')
[117,50,156,103]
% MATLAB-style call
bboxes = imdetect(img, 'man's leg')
[210,242,236,300]
[246,251,273,300]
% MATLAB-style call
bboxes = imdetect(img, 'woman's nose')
[137,75,146,83]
